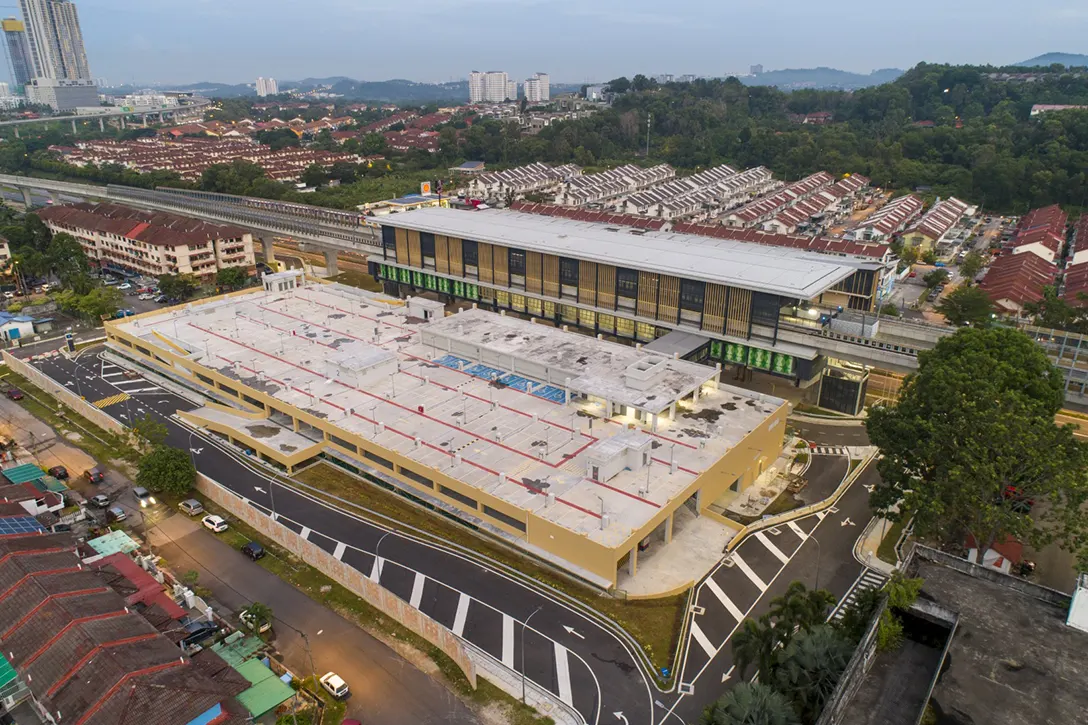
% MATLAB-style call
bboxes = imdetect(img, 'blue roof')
[454,161,485,169]
[389,194,441,205]
[0,313,33,324]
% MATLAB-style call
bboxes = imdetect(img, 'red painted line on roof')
[47,631,163,698]
[21,609,129,668]
[0,566,83,605]
[3,585,112,639]
[650,457,703,476]
[72,658,187,725]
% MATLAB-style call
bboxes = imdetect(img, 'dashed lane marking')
[554,642,574,706]
[410,572,425,609]
[91,393,129,409]
[754,531,790,565]
[453,593,470,637]
[704,576,745,623]
[689,620,717,658]
[731,552,768,592]
[502,614,515,668]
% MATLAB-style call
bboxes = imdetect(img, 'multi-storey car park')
[103,273,787,588]
[368,207,892,413]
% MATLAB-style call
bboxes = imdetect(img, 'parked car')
[133,486,157,508]
[5,388,23,401]
[179,499,204,516]
[47,465,68,480]
[117,283,132,290]
[319,672,349,699]
[84,466,106,484]
[179,619,219,649]
[239,607,272,634]
[154,295,168,303]
[103,277,119,286]
[138,293,155,301]
[240,541,265,561]
[2,291,14,299]
[89,494,110,508]
[49,523,71,533]
[106,506,127,522]
[202,514,228,533]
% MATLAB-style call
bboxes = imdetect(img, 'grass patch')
[876,519,907,565]
[793,440,808,449]
[794,452,810,465]
[189,492,555,725]
[849,458,862,475]
[0,369,141,467]
[293,463,685,675]
[295,676,346,725]
[733,489,802,525]
[331,269,382,292]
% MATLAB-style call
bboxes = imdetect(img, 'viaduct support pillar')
[120,116,126,129]
[98,117,104,133]
[20,188,32,208]
[71,119,76,134]
[13,127,18,139]
[323,249,339,277]
[261,237,275,265]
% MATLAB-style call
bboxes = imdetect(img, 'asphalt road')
[791,418,870,447]
[152,512,478,725]
[20,340,883,725]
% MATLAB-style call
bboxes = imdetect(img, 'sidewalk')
[148,513,479,725]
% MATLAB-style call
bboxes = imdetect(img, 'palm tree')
[732,615,779,681]
[773,625,854,723]
[768,581,836,646]
[702,682,799,725]
[245,601,273,627]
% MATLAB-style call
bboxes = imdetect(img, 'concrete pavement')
[150,512,479,725]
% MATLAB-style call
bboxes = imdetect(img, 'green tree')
[245,601,273,628]
[136,445,196,497]
[732,615,779,681]
[772,626,854,723]
[834,586,882,643]
[46,232,91,292]
[1024,286,1086,332]
[898,246,919,266]
[62,286,123,320]
[767,581,836,646]
[606,77,631,94]
[158,273,198,300]
[959,250,985,281]
[936,285,994,326]
[216,267,247,291]
[920,249,938,265]
[131,413,169,447]
[702,683,799,725]
[922,268,949,289]
[875,572,924,652]
[866,327,1088,568]
[879,303,900,317]
[301,163,328,188]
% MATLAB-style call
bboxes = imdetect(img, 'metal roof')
[377,208,864,299]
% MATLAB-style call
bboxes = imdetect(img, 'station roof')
[376,207,866,299]
[111,283,785,552]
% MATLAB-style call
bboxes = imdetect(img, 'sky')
[50,0,1088,86]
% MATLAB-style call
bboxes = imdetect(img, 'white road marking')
[731,552,768,592]
[754,531,790,564]
[453,593,470,637]
[119,386,160,393]
[787,521,808,540]
[410,572,425,609]
[502,614,515,668]
[689,620,716,658]
[333,542,346,560]
[300,526,311,540]
[370,555,383,581]
[554,642,573,705]
[704,577,745,622]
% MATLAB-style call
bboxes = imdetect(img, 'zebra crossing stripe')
[754,531,790,564]
[690,620,717,658]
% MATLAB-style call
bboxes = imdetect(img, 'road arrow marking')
[613,713,629,725]
[722,665,735,683]
[841,517,856,527]
[189,447,203,455]
[562,625,584,640]
[254,486,266,494]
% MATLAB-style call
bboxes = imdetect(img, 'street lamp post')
[521,605,544,704]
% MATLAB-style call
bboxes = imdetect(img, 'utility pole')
[645,113,652,157]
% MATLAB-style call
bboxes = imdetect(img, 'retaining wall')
[2,349,126,435]
[195,472,478,689]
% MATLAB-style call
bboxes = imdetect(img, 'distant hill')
[1017,52,1088,68]
[742,67,904,90]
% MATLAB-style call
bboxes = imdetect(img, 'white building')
[256,76,278,97]
[523,72,549,103]
[120,93,177,108]
[469,70,512,103]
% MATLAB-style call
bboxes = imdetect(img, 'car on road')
[201,514,228,533]
[240,541,265,561]
[179,499,204,516]
[47,465,68,480]
[5,388,23,401]
[84,466,106,484]
[89,494,110,508]
[239,607,272,634]
[107,506,127,523]
[319,672,349,699]
[133,486,157,508]
[117,283,132,290]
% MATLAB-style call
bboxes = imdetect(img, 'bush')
[136,445,196,496]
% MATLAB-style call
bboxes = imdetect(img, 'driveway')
[149,512,479,725]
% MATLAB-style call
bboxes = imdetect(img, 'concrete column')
[261,237,275,265]
[323,249,339,276]
[12,126,18,139]
[98,117,104,133]
[47,191,56,204]
[120,116,126,129]
[20,188,32,208]
[70,119,76,134]
[292,417,300,433]
[141,114,148,128]
[665,513,674,544]
[627,545,638,576]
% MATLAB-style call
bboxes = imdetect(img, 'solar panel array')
[0,516,45,536]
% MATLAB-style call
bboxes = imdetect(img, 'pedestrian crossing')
[832,568,888,621]
[91,392,130,409]
[811,445,848,456]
